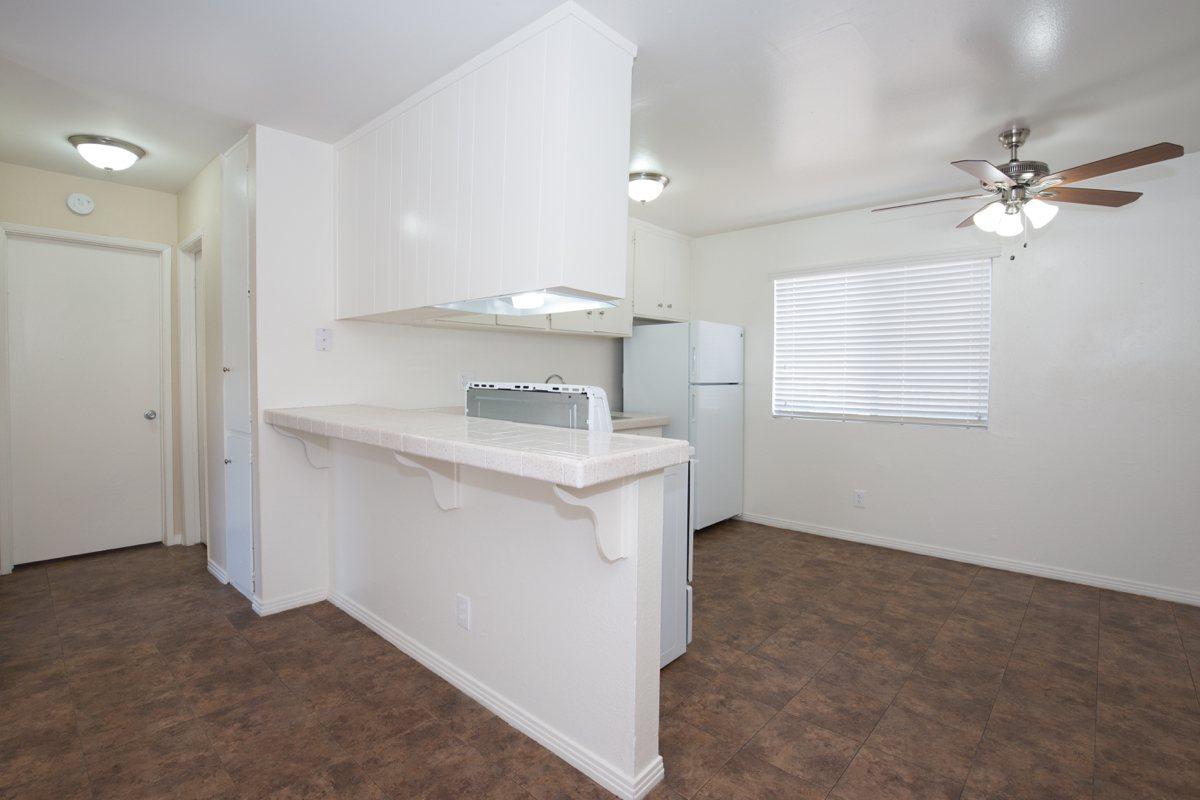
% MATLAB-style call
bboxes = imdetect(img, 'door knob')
[144,410,157,420]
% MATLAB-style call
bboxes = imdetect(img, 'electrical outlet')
[455,593,471,631]
[314,328,332,352]
[852,489,866,509]
[459,371,475,390]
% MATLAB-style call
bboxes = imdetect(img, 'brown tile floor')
[2,519,1199,799]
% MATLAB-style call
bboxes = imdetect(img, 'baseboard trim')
[206,560,229,585]
[736,512,1200,607]
[329,591,661,800]
[252,587,328,616]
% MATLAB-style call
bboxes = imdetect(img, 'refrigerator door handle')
[690,346,697,381]
[689,388,696,423]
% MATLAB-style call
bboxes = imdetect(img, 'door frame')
[179,229,208,547]
[0,222,174,573]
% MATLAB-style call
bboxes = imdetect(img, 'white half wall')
[249,125,621,606]
[692,152,1200,604]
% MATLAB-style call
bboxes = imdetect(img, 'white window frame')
[771,251,996,428]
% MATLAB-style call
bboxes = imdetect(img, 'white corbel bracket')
[552,478,637,562]
[271,425,332,469]
[394,452,461,511]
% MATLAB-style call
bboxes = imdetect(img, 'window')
[773,256,991,426]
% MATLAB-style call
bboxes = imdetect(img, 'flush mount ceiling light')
[68,134,146,171]
[628,172,669,203]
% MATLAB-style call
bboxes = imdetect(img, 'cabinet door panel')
[427,84,460,306]
[591,304,630,336]
[550,310,595,333]
[371,125,393,315]
[497,314,550,330]
[335,139,360,319]
[397,108,423,310]
[353,131,376,316]
[469,56,508,300]
[632,228,665,316]
[663,235,691,320]
[501,33,547,295]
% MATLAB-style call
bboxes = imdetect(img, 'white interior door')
[222,138,254,597]
[8,235,165,564]
[689,383,744,529]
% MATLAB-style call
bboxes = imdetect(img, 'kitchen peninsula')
[265,404,688,799]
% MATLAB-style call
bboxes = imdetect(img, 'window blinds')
[772,257,991,426]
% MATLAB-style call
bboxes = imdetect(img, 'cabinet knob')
[667,304,673,309]
[598,310,605,316]
[224,458,232,465]
[586,310,592,316]
[657,303,663,308]
[222,366,232,373]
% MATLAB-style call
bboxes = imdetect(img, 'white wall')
[178,156,227,569]
[0,230,11,572]
[249,126,621,606]
[692,153,1200,604]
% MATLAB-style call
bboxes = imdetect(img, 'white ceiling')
[2,0,1198,234]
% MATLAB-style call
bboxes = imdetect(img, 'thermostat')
[67,192,94,215]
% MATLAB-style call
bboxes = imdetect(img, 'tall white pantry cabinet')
[334,4,637,323]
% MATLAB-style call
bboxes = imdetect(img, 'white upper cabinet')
[335,4,636,322]
[631,220,692,321]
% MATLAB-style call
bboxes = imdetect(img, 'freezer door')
[690,384,744,529]
[623,323,691,441]
[689,320,744,384]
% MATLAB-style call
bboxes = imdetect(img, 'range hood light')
[435,289,617,317]
[510,291,547,310]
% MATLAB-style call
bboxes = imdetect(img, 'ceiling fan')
[872,127,1184,236]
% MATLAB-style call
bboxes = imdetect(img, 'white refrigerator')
[624,321,745,530]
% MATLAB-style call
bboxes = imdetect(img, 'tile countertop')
[264,404,690,489]
[610,411,670,431]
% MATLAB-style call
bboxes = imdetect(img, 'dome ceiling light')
[628,172,669,203]
[68,134,146,171]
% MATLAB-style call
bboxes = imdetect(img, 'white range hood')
[333,2,636,322]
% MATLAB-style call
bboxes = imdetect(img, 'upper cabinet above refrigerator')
[334,3,636,324]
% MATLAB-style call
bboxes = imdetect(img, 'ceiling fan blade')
[951,160,1015,188]
[1038,187,1142,207]
[956,204,992,229]
[1041,142,1183,187]
[871,193,993,213]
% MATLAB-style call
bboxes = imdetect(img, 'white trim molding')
[178,229,207,547]
[251,586,328,616]
[737,512,1200,607]
[329,591,664,799]
[206,560,230,585]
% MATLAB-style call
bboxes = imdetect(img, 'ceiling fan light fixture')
[628,172,669,203]
[995,208,1025,237]
[972,202,1005,232]
[1022,197,1059,229]
[68,134,146,171]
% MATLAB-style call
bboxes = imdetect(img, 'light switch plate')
[315,328,332,351]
